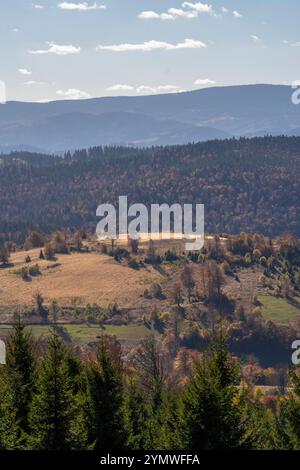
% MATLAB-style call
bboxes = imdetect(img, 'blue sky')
[1,0,300,102]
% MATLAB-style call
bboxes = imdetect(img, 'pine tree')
[183,331,251,449]
[123,380,149,450]
[28,331,83,450]
[242,388,277,450]
[142,388,185,450]
[0,368,21,450]
[276,368,300,449]
[6,319,36,434]
[84,336,126,450]
[161,391,185,450]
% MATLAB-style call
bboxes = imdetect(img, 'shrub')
[100,243,108,254]
[29,264,41,277]
[44,243,55,260]
[260,256,267,267]
[164,249,179,263]
[221,261,232,275]
[151,283,163,299]
[127,257,140,270]
[244,252,253,265]
[21,267,30,281]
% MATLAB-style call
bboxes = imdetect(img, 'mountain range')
[0,84,300,153]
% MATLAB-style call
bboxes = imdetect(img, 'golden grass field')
[0,248,163,312]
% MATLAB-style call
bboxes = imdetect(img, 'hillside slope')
[0,248,163,313]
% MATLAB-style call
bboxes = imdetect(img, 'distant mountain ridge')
[0,84,299,152]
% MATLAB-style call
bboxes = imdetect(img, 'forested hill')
[2,85,300,152]
[0,136,300,244]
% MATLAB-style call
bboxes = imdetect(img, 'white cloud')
[194,78,216,86]
[221,6,228,13]
[232,10,242,18]
[250,35,261,43]
[29,42,81,55]
[182,2,213,13]
[25,80,48,86]
[138,11,174,20]
[96,38,207,52]
[138,9,197,21]
[157,85,181,92]
[136,85,157,94]
[138,2,214,21]
[18,68,32,76]
[56,88,91,99]
[107,84,183,95]
[58,2,106,11]
[33,4,44,8]
[11,28,19,32]
[107,84,134,91]
[137,85,182,94]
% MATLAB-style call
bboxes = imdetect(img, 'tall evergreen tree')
[276,368,300,449]
[84,336,126,450]
[0,368,21,450]
[123,380,149,450]
[28,331,84,450]
[183,331,251,449]
[6,319,36,434]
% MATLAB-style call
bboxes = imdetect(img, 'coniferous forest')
[1,321,300,452]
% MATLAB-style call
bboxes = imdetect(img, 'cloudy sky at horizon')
[1,0,300,102]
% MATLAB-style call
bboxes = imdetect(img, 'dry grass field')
[0,248,163,313]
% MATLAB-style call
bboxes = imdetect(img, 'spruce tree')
[6,319,35,434]
[123,380,149,450]
[84,336,126,450]
[276,368,300,449]
[183,331,251,449]
[0,368,21,450]
[28,331,83,450]
[142,388,184,450]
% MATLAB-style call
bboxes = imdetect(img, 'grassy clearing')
[64,323,151,343]
[0,323,151,344]
[258,295,300,325]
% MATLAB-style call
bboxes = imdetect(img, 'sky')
[1,0,300,102]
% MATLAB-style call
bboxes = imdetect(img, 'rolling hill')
[0,84,300,152]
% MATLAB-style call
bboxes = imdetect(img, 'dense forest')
[0,136,300,244]
[1,322,300,451]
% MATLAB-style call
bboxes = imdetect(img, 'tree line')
[1,322,300,450]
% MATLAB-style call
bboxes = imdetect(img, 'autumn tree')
[44,243,55,260]
[168,283,184,307]
[24,231,45,250]
[128,237,139,255]
[180,264,195,303]
[0,247,10,266]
